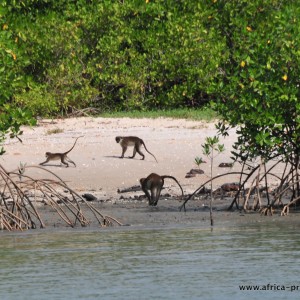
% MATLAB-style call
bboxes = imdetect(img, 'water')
[1,223,300,300]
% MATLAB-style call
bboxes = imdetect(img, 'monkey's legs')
[66,157,76,167]
[130,146,145,160]
[69,161,76,167]
[142,187,152,204]
[129,147,137,159]
[60,158,69,167]
[39,158,50,165]
[120,146,127,158]
[152,187,162,206]
[136,147,145,160]
[150,186,161,206]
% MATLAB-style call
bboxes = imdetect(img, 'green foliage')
[0,104,36,155]
[194,156,204,168]
[2,0,300,167]
[14,84,58,116]
[2,0,222,115]
[202,136,224,157]
[206,0,300,165]
[81,1,222,110]
[100,107,217,121]
[0,3,36,154]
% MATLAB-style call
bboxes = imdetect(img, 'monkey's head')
[45,152,51,157]
[139,178,145,186]
[115,136,121,143]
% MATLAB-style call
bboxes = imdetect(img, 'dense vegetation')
[209,1,300,164]
[1,0,300,165]
[1,0,223,116]
[1,0,300,218]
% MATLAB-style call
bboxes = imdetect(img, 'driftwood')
[0,165,122,231]
[117,185,142,193]
[66,107,102,117]
[218,162,234,168]
[185,169,204,178]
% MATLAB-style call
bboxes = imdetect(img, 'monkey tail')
[161,175,184,198]
[142,141,158,163]
[65,136,84,154]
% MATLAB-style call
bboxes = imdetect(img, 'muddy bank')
[32,198,300,231]
[1,117,295,230]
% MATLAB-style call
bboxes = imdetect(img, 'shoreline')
[14,196,300,232]
[1,116,296,231]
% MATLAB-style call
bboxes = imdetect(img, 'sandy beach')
[1,116,296,229]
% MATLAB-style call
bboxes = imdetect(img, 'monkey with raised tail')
[40,136,83,167]
[140,173,184,206]
[115,136,158,163]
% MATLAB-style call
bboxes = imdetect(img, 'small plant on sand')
[201,136,225,226]
[46,128,64,135]
[194,156,204,169]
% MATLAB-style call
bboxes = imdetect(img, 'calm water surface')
[1,222,300,300]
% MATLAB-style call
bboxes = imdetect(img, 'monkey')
[39,136,83,167]
[115,136,158,163]
[139,173,184,206]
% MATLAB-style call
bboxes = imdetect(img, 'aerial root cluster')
[0,165,122,231]
[181,158,300,216]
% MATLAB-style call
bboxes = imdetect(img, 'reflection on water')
[1,223,300,300]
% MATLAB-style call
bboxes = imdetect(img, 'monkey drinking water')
[40,136,83,167]
[115,136,158,162]
[140,173,184,206]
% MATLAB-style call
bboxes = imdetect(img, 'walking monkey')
[115,136,158,162]
[40,136,83,167]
